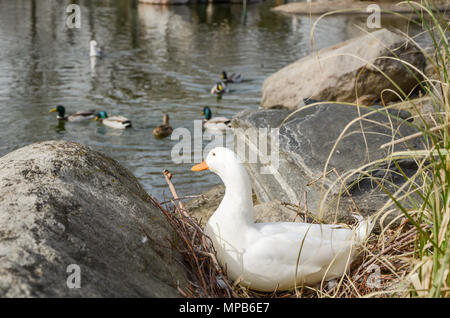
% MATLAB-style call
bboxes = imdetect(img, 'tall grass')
[328,0,450,297]
[368,0,450,297]
[283,0,449,297]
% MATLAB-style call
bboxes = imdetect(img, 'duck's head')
[90,40,98,48]
[95,111,108,121]
[202,106,212,120]
[192,147,252,201]
[49,105,65,117]
[217,82,225,92]
[163,113,170,125]
[192,147,241,175]
[221,71,228,80]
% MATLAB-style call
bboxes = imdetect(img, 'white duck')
[191,147,373,292]
[90,40,103,57]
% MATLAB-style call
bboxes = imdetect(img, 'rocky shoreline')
[0,24,435,296]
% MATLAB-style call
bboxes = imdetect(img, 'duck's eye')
[212,153,215,156]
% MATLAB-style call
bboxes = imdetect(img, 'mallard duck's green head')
[221,71,228,80]
[49,105,65,117]
[95,111,108,121]
[202,106,212,120]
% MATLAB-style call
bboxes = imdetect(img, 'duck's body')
[202,107,231,132]
[95,111,131,129]
[192,148,372,292]
[153,114,173,138]
[203,117,231,131]
[221,71,243,84]
[90,40,103,58]
[211,82,229,95]
[49,105,95,122]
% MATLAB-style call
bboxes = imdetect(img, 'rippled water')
[0,0,425,200]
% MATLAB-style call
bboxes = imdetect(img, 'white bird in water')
[191,147,373,292]
[90,40,103,58]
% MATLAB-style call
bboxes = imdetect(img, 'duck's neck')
[214,163,254,226]
[90,44,98,56]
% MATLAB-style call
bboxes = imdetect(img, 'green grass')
[303,0,449,298]
[381,0,449,297]
[332,0,450,297]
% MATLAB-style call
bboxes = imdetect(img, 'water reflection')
[54,121,66,134]
[90,57,98,76]
[96,126,126,137]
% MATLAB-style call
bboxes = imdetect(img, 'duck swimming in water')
[191,147,373,292]
[221,71,243,83]
[211,82,229,95]
[90,40,104,58]
[94,111,131,129]
[153,113,173,139]
[202,106,231,132]
[49,105,95,122]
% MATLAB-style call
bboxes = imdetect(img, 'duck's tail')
[353,214,375,243]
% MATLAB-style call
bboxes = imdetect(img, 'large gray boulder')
[232,103,421,224]
[0,140,187,297]
[261,29,426,110]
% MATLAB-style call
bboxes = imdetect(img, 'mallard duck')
[191,147,373,292]
[94,111,131,129]
[202,106,231,131]
[153,113,173,138]
[90,40,103,58]
[49,105,95,122]
[221,71,243,83]
[210,82,229,95]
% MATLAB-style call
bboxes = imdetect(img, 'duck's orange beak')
[191,161,209,171]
